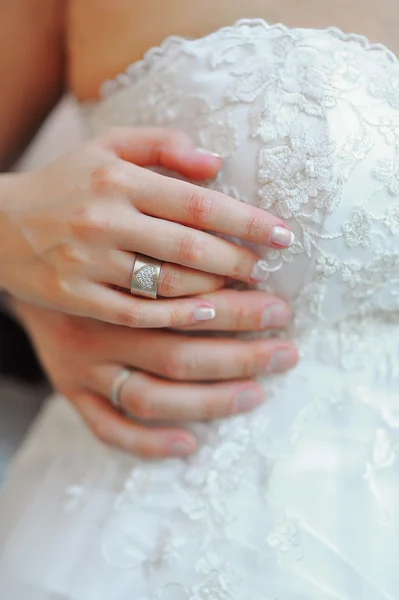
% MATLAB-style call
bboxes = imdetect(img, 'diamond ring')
[130,253,162,299]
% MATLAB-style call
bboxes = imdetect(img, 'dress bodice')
[1,20,399,600]
[85,19,399,332]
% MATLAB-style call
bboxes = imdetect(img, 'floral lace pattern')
[1,19,399,600]
[87,19,399,329]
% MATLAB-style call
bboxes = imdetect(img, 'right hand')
[11,288,298,458]
[0,127,294,328]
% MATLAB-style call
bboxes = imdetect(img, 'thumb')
[97,126,222,180]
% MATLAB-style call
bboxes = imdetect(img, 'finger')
[74,282,217,328]
[90,365,265,422]
[109,329,299,381]
[73,391,197,458]
[131,167,295,249]
[115,212,278,284]
[98,126,222,180]
[98,249,226,297]
[178,289,293,332]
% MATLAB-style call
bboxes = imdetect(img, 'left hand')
[0,127,294,328]
[11,288,297,458]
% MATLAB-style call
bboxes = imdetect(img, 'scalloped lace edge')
[83,17,398,105]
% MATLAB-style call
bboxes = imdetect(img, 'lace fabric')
[1,19,399,599]
[85,19,399,332]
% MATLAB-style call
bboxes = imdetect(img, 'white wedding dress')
[1,19,399,600]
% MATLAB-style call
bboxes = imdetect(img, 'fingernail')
[196,147,222,159]
[194,306,216,321]
[270,226,295,248]
[262,304,291,328]
[233,388,263,413]
[169,440,195,457]
[266,349,297,374]
[251,260,270,282]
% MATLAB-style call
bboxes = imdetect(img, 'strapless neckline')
[3,18,399,600]
[83,19,398,103]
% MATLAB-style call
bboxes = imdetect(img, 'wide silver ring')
[130,253,162,299]
[110,368,131,409]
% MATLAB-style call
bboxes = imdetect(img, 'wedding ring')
[130,253,162,299]
[110,368,131,409]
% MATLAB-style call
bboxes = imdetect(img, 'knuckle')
[43,274,64,306]
[155,129,187,157]
[116,306,143,328]
[134,438,159,459]
[234,304,248,330]
[159,267,181,297]
[245,213,263,240]
[90,164,128,197]
[91,418,114,446]
[235,344,255,378]
[161,349,187,380]
[42,272,71,310]
[178,232,205,266]
[232,256,249,280]
[142,129,187,165]
[186,190,214,225]
[70,206,111,241]
[131,392,155,421]
[252,342,269,374]
[164,128,187,145]
[57,243,84,268]
[168,307,187,328]
[202,394,221,421]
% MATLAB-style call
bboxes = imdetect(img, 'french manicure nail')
[169,440,195,457]
[194,306,216,321]
[234,388,263,414]
[266,349,297,374]
[270,226,295,248]
[196,147,223,159]
[262,304,290,328]
[251,260,270,282]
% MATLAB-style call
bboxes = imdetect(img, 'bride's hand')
[11,290,298,458]
[0,127,294,328]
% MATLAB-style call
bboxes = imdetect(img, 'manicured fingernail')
[196,147,222,159]
[169,440,195,457]
[270,226,295,248]
[194,306,216,321]
[266,349,297,374]
[234,388,263,413]
[251,259,269,282]
[262,304,291,328]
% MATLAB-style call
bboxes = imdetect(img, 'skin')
[67,0,399,100]
[11,295,297,458]
[0,128,295,327]
[0,0,65,171]
[3,0,395,456]
[0,0,298,456]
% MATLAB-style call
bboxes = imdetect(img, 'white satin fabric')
[1,19,399,599]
